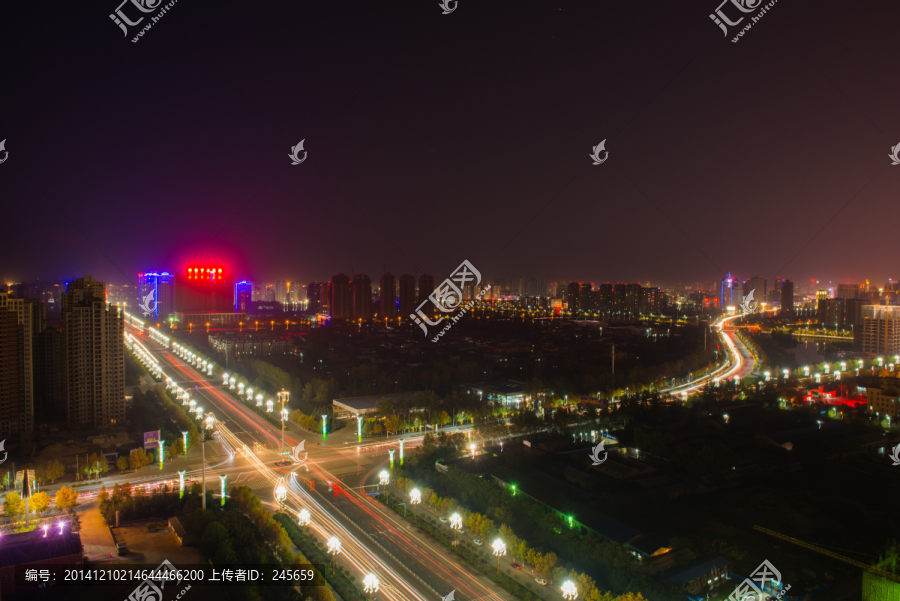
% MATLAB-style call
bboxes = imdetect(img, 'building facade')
[860,305,900,355]
[61,276,125,429]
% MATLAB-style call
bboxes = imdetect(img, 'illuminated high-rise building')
[579,283,594,312]
[352,274,372,321]
[380,273,396,319]
[748,276,767,305]
[566,282,579,311]
[330,274,352,320]
[137,271,174,322]
[780,279,794,315]
[860,305,900,355]
[174,267,234,314]
[235,281,253,313]
[61,276,124,429]
[720,273,735,307]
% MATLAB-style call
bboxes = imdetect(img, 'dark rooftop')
[0,528,82,568]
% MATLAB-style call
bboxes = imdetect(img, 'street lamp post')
[357,416,363,442]
[322,415,328,440]
[410,488,421,522]
[278,390,290,459]
[297,508,311,527]
[202,413,215,509]
[449,512,462,542]
[492,539,506,575]
[327,537,342,574]
[275,477,287,509]
[182,431,188,456]
[379,470,389,489]
[562,581,578,600]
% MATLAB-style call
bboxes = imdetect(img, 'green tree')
[4,492,24,518]
[56,486,78,512]
[129,448,150,470]
[44,459,65,483]
[117,456,128,472]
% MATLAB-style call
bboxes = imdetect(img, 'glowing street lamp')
[182,431,188,455]
[357,416,363,442]
[275,477,287,508]
[247,387,254,401]
[229,377,236,390]
[379,470,389,488]
[327,537,342,574]
[266,400,274,413]
[469,443,476,458]
[814,373,821,384]
[223,373,230,385]
[723,414,730,424]
[562,581,578,601]
[202,412,215,510]
[178,471,186,497]
[159,440,165,468]
[492,538,506,574]
[389,449,395,467]
[449,512,462,541]
[804,366,810,376]
[363,574,379,597]
[298,508,311,526]
[256,394,263,407]
[764,371,771,381]
[399,438,404,463]
[410,488,421,521]
[824,364,830,374]
[835,371,841,380]
[322,415,328,440]
[783,369,789,379]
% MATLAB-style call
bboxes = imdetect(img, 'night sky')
[1,0,898,291]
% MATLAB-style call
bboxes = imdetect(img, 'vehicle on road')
[512,563,520,570]
[440,517,448,523]
[473,539,483,546]
[535,579,548,586]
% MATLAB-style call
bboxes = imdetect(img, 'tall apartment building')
[595,283,613,313]
[860,305,900,355]
[566,282,580,311]
[821,298,845,331]
[720,273,736,307]
[579,283,594,312]
[61,276,125,429]
[747,276,766,304]
[380,273,396,319]
[625,283,642,318]
[0,292,42,436]
[780,279,794,315]
[399,275,416,318]
[330,274,352,320]
[352,274,372,321]
[417,275,435,316]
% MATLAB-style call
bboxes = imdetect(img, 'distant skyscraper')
[566,282,579,311]
[613,283,627,316]
[822,298,846,331]
[780,279,794,315]
[748,276,767,305]
[418,275,435,315]
[596,283,612,312]
[847,298,872,345]
[275,281,288,305]
[579,283,594,312]
[837,284,859,300]
[306,282,320,313]
[625,283,642,318]
[399,275,416,318]
[138,272,174,322]
[61,276,124,429]
[330,274,352,320]
[380,273,396,319]
[352,274,372,321]
[720,273,735,307]
[235,281,253,313]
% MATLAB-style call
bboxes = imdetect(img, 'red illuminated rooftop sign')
[186,267,224,281]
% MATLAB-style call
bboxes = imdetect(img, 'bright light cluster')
[148,327,171,348]
[186,267,223,281]
[172,343,215,376]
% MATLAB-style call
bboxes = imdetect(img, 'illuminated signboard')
[187,267,224,281]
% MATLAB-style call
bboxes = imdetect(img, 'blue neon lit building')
[137,272,175,322]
